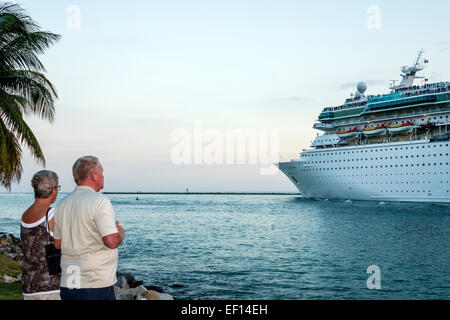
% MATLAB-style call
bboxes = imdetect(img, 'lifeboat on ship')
[387,121,415,134]
[362,125,387,137]
[336,128,360,139]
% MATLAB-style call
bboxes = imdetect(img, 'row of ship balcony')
[369,82,450,104]
[314,119,450,132]
[319,81,450,117]
[311,121,450,148]
[314,108,450,131]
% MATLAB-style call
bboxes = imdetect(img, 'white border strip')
[22,290,60,297]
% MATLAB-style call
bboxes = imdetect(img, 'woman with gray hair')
[20,170,61,300]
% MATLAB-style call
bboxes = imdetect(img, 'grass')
[0,254,22,277]
[0,282,22,300]
[0,254,23,300]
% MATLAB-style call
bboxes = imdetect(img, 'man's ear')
[90,169,97,181]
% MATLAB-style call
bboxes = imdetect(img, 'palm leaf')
[0,2,60,189]
[0,70,57,121]
[0,116,22,190]
[0,89,45,163]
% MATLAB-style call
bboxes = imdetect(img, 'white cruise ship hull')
[278,139,450,203]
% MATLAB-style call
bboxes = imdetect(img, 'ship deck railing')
[327,109,450,128]
[320,81,450,115]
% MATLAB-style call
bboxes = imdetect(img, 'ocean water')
[1,193,449,300]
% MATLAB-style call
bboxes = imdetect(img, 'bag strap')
[45,207,53,244]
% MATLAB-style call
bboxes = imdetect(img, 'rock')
[121,276,130,289]
[116,273,130,289]
[138,290,161,300]
[132,285,148,297]
[0,234,23,260]
[114,286,135,300]
[159,293,174,300]
[145,285,164,293]
[170,284,185,289]
[115,272,176,299]
[2,275,19,283]
[114,284,174,301]
[114,285,147,300]
[116,272,143,289]
[139,290,174,301]
[8,234,21,247]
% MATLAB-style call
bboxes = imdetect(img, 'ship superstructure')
[278,50,450,202]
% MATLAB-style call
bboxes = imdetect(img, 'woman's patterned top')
[20,208,61,295]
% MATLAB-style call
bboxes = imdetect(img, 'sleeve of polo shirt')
[94,197,118,237]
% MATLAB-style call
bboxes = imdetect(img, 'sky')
[4,0,450,193]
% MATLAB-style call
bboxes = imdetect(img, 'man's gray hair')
[31,171,59,199]
[73,156,100,184]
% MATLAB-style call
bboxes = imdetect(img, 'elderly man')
[54,156,125,300]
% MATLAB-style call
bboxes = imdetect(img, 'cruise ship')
[278,50,450,202]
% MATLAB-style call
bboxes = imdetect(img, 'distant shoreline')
[103,192,301,196]
[1,192,301,196]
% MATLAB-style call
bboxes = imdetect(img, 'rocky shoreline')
[0,232,174,300]
[0,233,23,262]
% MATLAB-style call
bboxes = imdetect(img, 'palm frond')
[0,30,61,72]
[0,2,60,189]
[0,69,57,121]
[0,89,45,163]
[0,116,23,190]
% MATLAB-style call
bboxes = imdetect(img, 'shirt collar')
[75,185,96,193]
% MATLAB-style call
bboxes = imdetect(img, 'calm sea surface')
[1,193,449,300]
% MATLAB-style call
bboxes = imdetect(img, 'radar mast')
[390,49,427,90]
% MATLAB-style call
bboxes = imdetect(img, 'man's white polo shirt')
[54,186,118,289]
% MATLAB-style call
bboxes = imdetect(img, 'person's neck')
[78,181,99,192]
[33,197,53,208]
